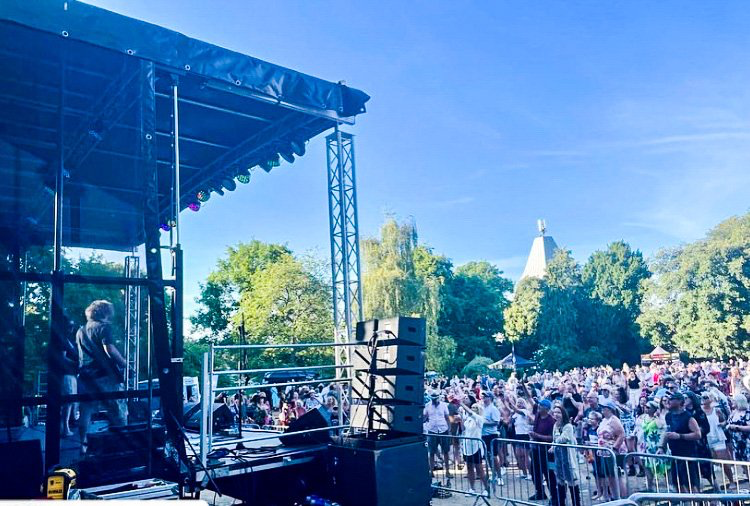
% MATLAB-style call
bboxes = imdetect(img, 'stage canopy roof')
[0,0,369,251]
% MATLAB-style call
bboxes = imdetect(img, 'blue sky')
[86,1,750,319]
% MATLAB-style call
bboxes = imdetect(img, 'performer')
[76,300,127,452]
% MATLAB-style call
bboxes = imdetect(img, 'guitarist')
[76,300,127,452]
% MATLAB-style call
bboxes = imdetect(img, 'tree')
[638,213,750,358]
[190,241,333,380]
[362,219,458,373]
[439,261,512,369]
[460,356,494,378]
[579,241,651,364]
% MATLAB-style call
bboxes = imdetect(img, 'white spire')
[520,219,558,280]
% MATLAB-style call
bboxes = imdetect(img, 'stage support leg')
[139,60,186,475]
[326,125,363,426]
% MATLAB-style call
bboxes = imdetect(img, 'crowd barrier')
[489,437,621,506]
[602,492,750,506]
[426,433,492,505]
[623,451,750,495]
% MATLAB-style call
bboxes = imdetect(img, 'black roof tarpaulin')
[0,0,369,251]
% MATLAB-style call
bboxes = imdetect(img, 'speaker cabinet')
[354,317,426,347]
[328,439,430,506]
[281,407,331,446]
[351,370,423,404]
[351,344,424,375]
[351,403,423,434]
[183,402,234,431]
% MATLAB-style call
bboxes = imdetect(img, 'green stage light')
[237,173,250,184]
[196,189,211,202]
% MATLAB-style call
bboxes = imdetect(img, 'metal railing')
[198,342,357,467]
[428,433,492,505]
[490,436,623,506]
[623,451,750,495]
[602,492,750,505]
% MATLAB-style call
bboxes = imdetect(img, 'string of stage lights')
[159,138,306,231]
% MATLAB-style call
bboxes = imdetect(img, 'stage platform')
[186,428,328,482]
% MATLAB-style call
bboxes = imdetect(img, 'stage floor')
[185,428,328,481]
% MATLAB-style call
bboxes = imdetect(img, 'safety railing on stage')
[427,433,492,505]
[489,437,622,506]
[601,492,750,505]
[198,341,357,467]
[622,451,750,496]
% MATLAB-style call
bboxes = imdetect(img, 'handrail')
[213,342,361,350]
[213,377,351,393]
[212,364,351,376]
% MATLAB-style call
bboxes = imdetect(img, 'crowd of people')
[423,360,750,504]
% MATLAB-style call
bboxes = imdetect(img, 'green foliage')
[638,213,750,359]
[439,261,512,368]
[460,356,494,378]
[362,219,512,374]
[504,244,650,370]
[425,334,457,374]
[189,240,333,381]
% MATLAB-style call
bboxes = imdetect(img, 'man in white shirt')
[424,391,452,477]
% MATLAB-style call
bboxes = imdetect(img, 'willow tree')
[362,219,456,372]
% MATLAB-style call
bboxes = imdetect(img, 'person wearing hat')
[459,400,489,494]
[481,391,504,485]
[663,391,701,493]
[424,390,452,478]
[595,399,626,499]
[635,399,665,490]
[528,398,557,502]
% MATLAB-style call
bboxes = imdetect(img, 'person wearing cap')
[424,391,452,478]
[459,400,489,494]
[664,391,701,492]
[528,398,557,501]
[481,391,504,485]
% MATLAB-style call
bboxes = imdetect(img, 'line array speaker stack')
[327,316,430,506]
[349,316,426,434]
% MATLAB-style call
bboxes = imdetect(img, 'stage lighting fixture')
[290,139,306,157]
[236,173,250,184]
[196,189,211,202]
[279,149,295,164]
[188,202,201,212]
[160,222,171,231]
[221,178,237,192]
[259,160,272,172]
[214,187,225,196]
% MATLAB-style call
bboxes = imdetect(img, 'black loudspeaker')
[281,407,331,446]
[352,344,424,375]
[183,402,234,431]
[0,440,43,499]
[351,403,423,434]
[328,439,430,506]
[352,370,423,404]
[354,316,426,346]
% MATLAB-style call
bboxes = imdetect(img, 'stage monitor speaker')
[351,403,423,435]
[351,370,423,404]
[351,344,424,376]
[354,316,425,347]
[0,440,43,499]
[328,439,430,506]
[183,402,234,431]
[280,407,331,446]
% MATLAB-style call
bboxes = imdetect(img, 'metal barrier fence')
[427,433,492,505]
[602,492,750,506]
[489,437,622,506]
[623,451,750,496]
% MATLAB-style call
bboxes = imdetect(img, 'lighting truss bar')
[124,255,141,392]
[326,127,363,382]
[154,91,271,124]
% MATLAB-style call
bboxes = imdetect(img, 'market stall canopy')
[490,353,536,370]
[640,346,680,364]
[0,0,369,251]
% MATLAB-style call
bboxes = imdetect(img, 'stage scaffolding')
[124,255,141,392]
[326,127,363,380]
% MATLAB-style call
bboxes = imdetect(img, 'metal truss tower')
[326,126,363,376]
[124,255,141,391]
